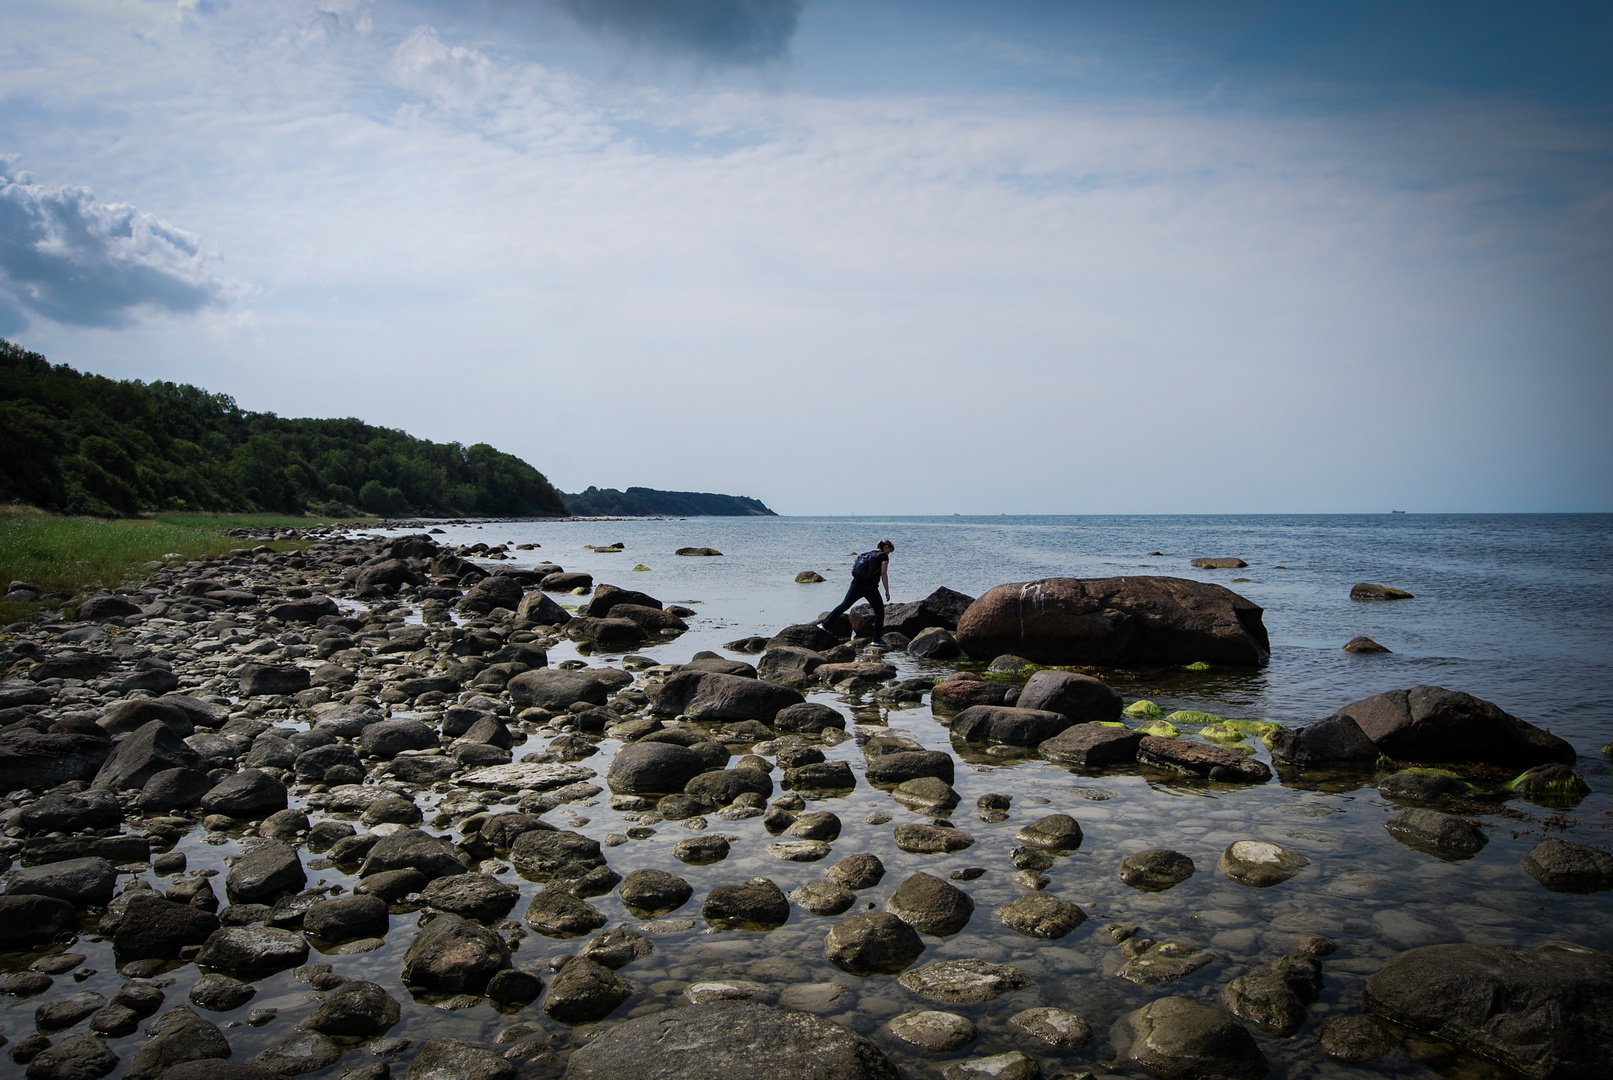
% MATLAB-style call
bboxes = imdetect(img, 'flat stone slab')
[897,959,1032,1003]
[460,763,596,792]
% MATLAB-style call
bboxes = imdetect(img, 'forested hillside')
[0,340,567,518]
[563,486,775,516]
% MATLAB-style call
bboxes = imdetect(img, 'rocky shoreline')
[0,528,1609,1080]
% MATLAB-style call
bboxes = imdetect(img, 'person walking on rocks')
[820,540,894,645]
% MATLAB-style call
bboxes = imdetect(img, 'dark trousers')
[826,579,884,639]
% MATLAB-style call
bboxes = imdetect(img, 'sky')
[1,0,1609,514]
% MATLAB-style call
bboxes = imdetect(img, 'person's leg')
[821,582,863,629]
[866,586,885,641]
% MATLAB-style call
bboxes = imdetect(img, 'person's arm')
[880,558,891,601]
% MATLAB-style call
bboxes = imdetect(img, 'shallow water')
[6,514,1610,1079]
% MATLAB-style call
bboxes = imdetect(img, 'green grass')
[149,512,347,530]
[1,507,313,623]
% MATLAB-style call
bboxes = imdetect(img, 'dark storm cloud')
[0,163,227,329]
[549,0,806,65]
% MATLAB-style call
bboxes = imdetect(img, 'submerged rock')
[1521,838,1613,894]
[825,911,924,975]
[998,891,1086,939]
[897,959,1032,1003]
[1222,954,1324,1036]
[1118,849,1196,892]
[886,872,975,936]
[1378,769,1471,803]
[1219,841,1309,887]
[1364,942,1613,1080]
[1384,808,1488,860]
[1010,1006,1093,1049]
[887,1009,977,1052]
[1112,996,1268,1080]
[1317,1015,1397,1063]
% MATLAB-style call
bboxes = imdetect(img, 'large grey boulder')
[0,728,110,793]
[200,769,287,819]
[97,697,195,738]
[508,668,609,710]
[955,576,1270,667]
[3,856,117,905]
[359,718,438,758]
[1331,685,1575,767]
[1522,838,1613,893]
[17,787,121,833]
[885,872,974,936]
[824,912,925,976]
[1364,943,1613,1080]
[122,1006,231,1080]
[651,670,803,721]
[112,893,220,959]
[562,1000,898,1080]
[607,741,709,795]
[194,926,310,979]
[1040,724,1142,767]
[400,913,510,993]
[1111,996,1269,1080]
[1268,714,1380,766]
[950,705,1072,746]
[358,828,468,881]
[93,721,200,791]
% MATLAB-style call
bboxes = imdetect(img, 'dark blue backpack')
[851,550,883,582]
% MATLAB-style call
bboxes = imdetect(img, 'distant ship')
[1391,510,1406,514]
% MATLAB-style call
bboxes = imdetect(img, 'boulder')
[265,596,339,622]
[930,677,1015,713]
[565,616,646,647]
[517,590,572,625]
[1220,841,1308,887]
[1015,670,1123,723]
[1317,1015,1397,1064]
[1379,769,1472,803]
[619,868,693,916]
[588,584,662,618]
[1040,724,1142,767]
[4,856,117,905]
[1269,714,1380,766]
[225,841,306,903]
[302,894,390,941]
[955,576,1270,667]
[93,720,200,791]
[0,894,77,949]
[18,787,121,833]
[1350,582,1413,600]
[882,587,976,636]
[355,559,424,589]
[652,670,803,721]
[459,574,524,613]
[78,593,143,620]
[1118,849,1196,892]
[525,889,608,937]
[543,956,632,1024]
[898,959,1032,1003]
[1522,838,1613,894]
[21,1033,119,1080]
[401,912,511,993]
[510,828,606,881]
[608,604,687,632]
[201,769,287,819]
[1331,685,1574,766]
[420,873,521,922]
[1384,808,1488,860]
[607,741,709,795]
[1015,813,1083,849]
[686,767,774,805]
[894,823,975,854]
[1364,943,1613,1080]
[1138,736,1272,783]
[97,698,194,738]
[1222,954,1323,1036]
[112,893,220,959]
[950,705,1072,746]
[756,646,827,688]
[359,718,438,758]
[1343,635,1391,653]
[866,750,954,786]
[886,872,975,936]
[887,1009,977,1053]
[298,979,399,1037]
[567,1000,900,1079]
[767,623,841,652]
[773,702,846,734]
[0,728,110,793]
[508,668,609,710]
[1112,996,1269,1080]
[703,877,790,928]
[407,1038,517,1080]
[195,926,309,979]
[541,571,593,592]
[238,663,310,697]
[824,911,926,975]
[998,891,1086,939]
[121,1006,231,1080]
[907,627,962,659]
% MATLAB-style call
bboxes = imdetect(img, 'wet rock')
[1138,736,1272,783]
[956,576,1270,667]
[238,663,310,698]
[112,893,220,959]
[303,894,389,941]
[486,967,546,1005]
[188,973,257,1012]
[577,926,653,970]
[672,835,730,864]
[360,794,423,826]
[1268,714,1379,766]
[767,839,831,862]
[419,873,519,923]
[772,702,846,734]
[611,868,690,916]
[1015,813,1083,850]
[1379,769,1471,803]
[299,980,399,1037]
[651,671,803,722]
[36,989,108,1031]
[1117,940,1215,986]
[1316,1016,1397,1063]
[606,742,709,795]
[888,1009,977,1052]
[259,808,310,841]
[510,828,604,880]
[225,842,305,903]
[459,574,525,615]
[564,1000,897,1080]
[789,879,856,915]
[1219,841,1308,887]
[951,705,1072,746]
[195,927,310,979]
[202,769,288,820]
[1521,838,1613,894]
[22,1034,118,1080]
[908,627,961,659]
[822,910,923,975]
[1332,685,1575,767]
[703,877,789,928]
[93,721,200,791]
[1222,953,1323,1036]
[886,872,974,936]
[894,823,975,854]
[1509,763,1591,804]
[1385,808,1488,860]
[508,668,608,711]
[898,959,1031,1003]
[543,956,631,1024]
[359,719,438,759]
[998,891,1086,939]
[1010,1006,1093,1049]
[1016,671,1123,725]
[866,751,954,785]
[940,1051,1040,1080]
[1038,723,1142,767]
[401,913,510,993]
[4,856,117,906]
[19,787,122,833]
[1118,849,1196,892]
[1112,996,1268,1080]
[353,869,426,903]
[524,889,607,937]
[0,894,78,949]
[826,852,885,890]
[251,1031,341,1075]
[785,760,856,790]
[930,677,1015,713]
[1343,636,1391,654]
[359,829,468,881]
[1364,942,1613,1080]
[892,776,959,812]
[1350,582,1412,601]
[122,1006,231,1080]
[686,767,774,805]
[786,810,841,840]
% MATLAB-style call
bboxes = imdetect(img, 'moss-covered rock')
[1138,720,1181,739]
[1125,699,1164,718]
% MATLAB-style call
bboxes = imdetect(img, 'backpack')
[851,550,884,582]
